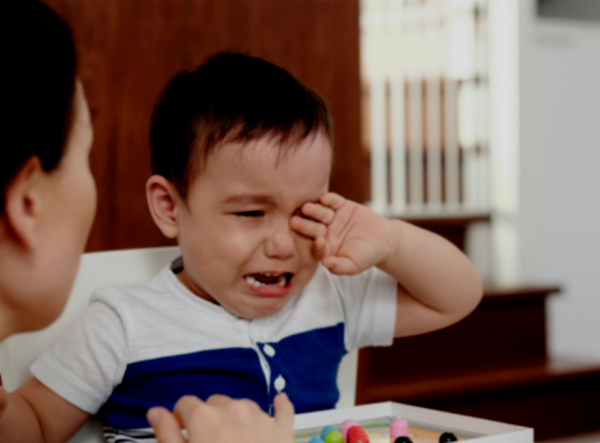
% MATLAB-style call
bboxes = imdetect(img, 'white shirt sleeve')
[332,267,398,352]
[30,295,128,414]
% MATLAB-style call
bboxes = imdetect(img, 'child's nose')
[264,223,295,259]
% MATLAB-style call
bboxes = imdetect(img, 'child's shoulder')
[89,263,175,308]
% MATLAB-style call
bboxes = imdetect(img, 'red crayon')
[347,425,370,443]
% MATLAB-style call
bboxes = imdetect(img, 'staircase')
[355,216,600,441]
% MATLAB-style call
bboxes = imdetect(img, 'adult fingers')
[203,394,233,408]
[171,395,214,436]
[147,407,186,443]
[205,394,261,413]
[205,394,265,429]
[273,393,295,428]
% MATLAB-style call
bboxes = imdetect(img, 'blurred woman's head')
[0,0,96,340]
[2,0,76,201]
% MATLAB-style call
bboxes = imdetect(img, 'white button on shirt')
[251,323,264,339]
[274,375,286,392]
[263,344,276,357]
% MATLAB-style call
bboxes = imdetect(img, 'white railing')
[361,0,491,217]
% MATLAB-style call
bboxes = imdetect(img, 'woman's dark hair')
[150,52,333,200]
[1,0,77,211]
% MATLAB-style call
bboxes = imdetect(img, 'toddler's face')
[176,131,332,319]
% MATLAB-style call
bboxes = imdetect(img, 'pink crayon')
[390,418,409,440]
[341,419,358,441]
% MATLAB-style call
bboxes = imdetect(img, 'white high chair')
[0,246,358,443]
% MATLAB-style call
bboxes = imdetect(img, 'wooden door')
[44,0,363,251]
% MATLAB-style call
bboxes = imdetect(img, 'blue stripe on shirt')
[100,347,267,429]
[99,323,346,430]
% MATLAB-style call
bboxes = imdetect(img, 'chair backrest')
[0,246,357,441]
[0,246,181,443]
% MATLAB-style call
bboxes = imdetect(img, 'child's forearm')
[0,390,46,443]
[378,220,483,337]
[292,194,482,337]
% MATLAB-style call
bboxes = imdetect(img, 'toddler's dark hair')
[150,52,333,199]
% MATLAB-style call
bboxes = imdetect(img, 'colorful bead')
[439,432,458,442]
[324,430,344,443]
[340,419,358,440]
[347,425,370,443]
[390,418,409,440]
[321,426,338,440]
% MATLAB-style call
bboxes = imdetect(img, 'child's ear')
[0,156,45,250]
[146,175,180,239]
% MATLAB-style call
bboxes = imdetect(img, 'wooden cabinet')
[356,217,600,441]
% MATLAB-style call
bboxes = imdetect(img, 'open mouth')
[243,272,293,288]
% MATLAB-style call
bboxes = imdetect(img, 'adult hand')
[147,393,295,443]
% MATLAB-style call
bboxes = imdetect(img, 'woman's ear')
[1,156,46,249]
[146,175,181,239]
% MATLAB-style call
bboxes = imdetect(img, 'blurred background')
[44,0,599,441]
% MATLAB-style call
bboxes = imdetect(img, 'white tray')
[294,402,533,443]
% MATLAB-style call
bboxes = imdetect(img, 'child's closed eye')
[235,210,264,218]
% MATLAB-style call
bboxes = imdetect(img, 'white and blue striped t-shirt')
[32,262,397,442]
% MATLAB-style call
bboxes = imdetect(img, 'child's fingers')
[147,406,187,443]
[301,202,335,225]
[290,215,327,240]
[321,256,360,275]
[312,237,330,260]
[319,192,346,210]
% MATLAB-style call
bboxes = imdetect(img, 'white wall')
[518,0,600,361]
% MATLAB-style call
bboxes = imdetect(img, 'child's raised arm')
[290,193,483,338]
[0,378,90,443]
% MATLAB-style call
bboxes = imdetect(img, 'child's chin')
[237,299,289,320]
